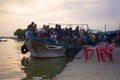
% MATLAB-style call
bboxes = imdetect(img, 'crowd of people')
[24,22,120,47]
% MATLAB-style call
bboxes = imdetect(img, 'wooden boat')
[21,34,82,59]
[21,23,87,58]
[26,37,65,58]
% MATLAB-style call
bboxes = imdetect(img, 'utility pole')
[105,24,106,32]
[119,22,120,30]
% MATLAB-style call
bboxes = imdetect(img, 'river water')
[0,39,70,80]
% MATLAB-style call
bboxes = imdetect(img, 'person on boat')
[63,27,69,37]
[49,32,58,44]
[79,28,85,45]
[21,22,34,54]
[27,22,35,29]
[62,27,69,44]
[24,22,34,45]
[38,28,45,38]
[74,26,80,38]
[41,25,50,40]
[67,27,74,45]
[68,27,73,39]
[55,24,63,41]
[31,24,39,37]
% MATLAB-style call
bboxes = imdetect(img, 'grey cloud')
[108,0,120,17]
[61,0,120,20]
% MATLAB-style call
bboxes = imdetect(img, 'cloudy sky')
[0,0,120,36]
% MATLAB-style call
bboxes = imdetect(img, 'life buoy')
[21,45,29,54]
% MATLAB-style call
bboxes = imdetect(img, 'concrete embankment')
[54,42,120,80]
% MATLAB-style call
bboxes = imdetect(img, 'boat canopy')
[103,30,117,35]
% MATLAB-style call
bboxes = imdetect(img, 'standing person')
[74,26,80,38]
[24,24,33,45]
[27,22,35,29]
[21,22,34,54]
[67,27,73,44]
[54,24,63,41]
[49,32,58,43]
[31,24,39,37]
[57,25,63,40]
[68,27,73,39]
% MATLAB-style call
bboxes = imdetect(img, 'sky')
[0,0,120,36]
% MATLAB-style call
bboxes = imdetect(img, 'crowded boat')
[21,22,120,58]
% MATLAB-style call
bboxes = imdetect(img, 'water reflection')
[21,57,70,80]
[0,39,71,80]
[0,39,26,80]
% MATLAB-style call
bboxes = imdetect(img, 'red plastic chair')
[84,47,100,62]
[100,43,109,62]
[100,43,115,62]
[100,46,107,62]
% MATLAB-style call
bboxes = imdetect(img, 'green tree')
[14,28,26,40]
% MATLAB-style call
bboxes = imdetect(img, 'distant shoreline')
[0,36,17,39]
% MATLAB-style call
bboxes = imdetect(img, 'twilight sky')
[0,0,120,36]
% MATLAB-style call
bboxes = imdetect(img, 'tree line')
[14,28,26,40]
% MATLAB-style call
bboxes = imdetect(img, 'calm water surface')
[0,39,70,80]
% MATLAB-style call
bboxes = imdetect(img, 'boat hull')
[26,38,65,58]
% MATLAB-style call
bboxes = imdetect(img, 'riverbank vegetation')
[14,28,26,40]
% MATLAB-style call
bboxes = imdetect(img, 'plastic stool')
[84,47,100,62]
